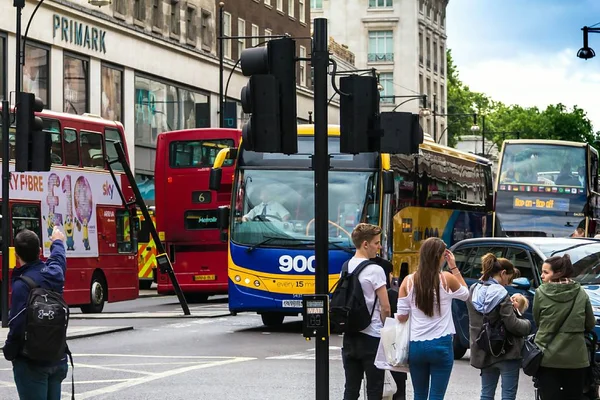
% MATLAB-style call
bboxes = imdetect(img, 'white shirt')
[397,273,469,342]
[346,257,387,338]
[244,201,290,220]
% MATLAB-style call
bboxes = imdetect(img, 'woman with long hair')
[396,237,469,399]
[534,254,595,400]
[467,254,531,400]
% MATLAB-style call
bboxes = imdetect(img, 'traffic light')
[16,92,48,172]
[339,75,381,154]
[379,112,424,155]
[240,37,298,154]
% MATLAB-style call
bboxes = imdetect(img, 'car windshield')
[230,169,380,249]
[538,241,600,284]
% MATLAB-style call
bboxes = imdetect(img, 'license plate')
[194,274,216,281]
[282,300,303,308]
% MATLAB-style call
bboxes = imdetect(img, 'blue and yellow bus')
[212,125,494,326]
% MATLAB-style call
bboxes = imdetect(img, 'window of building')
[63,53,89,115]
[427,3,431,18]
[433,40,438,72]
[277,0,283,11]
[134,75,209,148]
[418,32,423,65]
[368,31,393,62]
[101,64,123,122]
[223,12,232,59]
[24,42,50,108]
[251,24,260,47]
[440,44,445,75]
[11,204,41,241]
[379,73,393,103]
[311,0,322,9]
[419,74,423,95]
[201,9,212,48]
[441,9,446,27]
[265,29,272,40]
[134,0,145,22]
[419,0,424,13]
[369,0,393,7]
[238,18,246,59]
[152,0,162,29]
[80,131,104,168]
[426,36,431,68]
[0,33,5,101]
[116,210,133,253]
[299,46,307,86]
[63,128,80,166]
[114,0,127,17]
[265,0,271,5]
[186,6,197,43]
[105,128,124,171]
[426,77,431,107]
[299,0,305,23]
[170,2,180,36]
[289,0,295,17]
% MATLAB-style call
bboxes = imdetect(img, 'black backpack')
[474,283,508,357]
[329,260,377,334]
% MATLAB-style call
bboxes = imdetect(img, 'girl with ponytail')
[396,238,469,399]
[534,254,595,400]
[467,253,531,400]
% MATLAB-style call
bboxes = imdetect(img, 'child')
[511,293,529,317]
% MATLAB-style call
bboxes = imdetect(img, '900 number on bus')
[279,255,315,273]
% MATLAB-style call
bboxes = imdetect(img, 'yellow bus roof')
[503,139,588,148]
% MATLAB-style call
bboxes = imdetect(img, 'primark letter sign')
[53,15,107,54]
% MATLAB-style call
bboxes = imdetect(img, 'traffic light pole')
[218,2,225,128]
[1,100,10,327]
[312,18,330,400]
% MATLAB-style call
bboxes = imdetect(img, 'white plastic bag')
[394,317,410,366]
[374,317,410,373]
[382,370,397,399]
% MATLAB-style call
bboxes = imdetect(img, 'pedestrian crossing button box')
[302,294,329,339]
[155,253,172,274]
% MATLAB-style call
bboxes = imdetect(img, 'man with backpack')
[335,223,391,400]
[3,227,69,400]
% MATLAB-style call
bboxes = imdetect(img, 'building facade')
[0,0,339,202]
[311,0,449,145]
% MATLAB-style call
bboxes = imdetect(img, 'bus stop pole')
[1,100,10,327]
[312,18,329,400]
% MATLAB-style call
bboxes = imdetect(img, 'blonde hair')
[511,294,529,314]
[351,223,382,249]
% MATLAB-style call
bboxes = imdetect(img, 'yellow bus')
[211,125,493,325]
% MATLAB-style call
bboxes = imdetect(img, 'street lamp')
[577,25,600,60]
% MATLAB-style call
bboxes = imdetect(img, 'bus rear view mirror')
[217,206,230,231]
[382,170,394,194]
[209,168,222,191]
[132,216,141,232]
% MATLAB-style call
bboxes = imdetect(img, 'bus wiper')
[550,242,596,256]
[246,236,353,254]
[270,237,354,255]
[246,236,301,253]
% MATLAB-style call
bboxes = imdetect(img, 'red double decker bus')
[154,128,240,301]
[0,107,138,313]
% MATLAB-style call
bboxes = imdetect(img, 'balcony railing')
[368,53,394,62]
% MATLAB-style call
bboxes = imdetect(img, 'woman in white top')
[397,237,469,400]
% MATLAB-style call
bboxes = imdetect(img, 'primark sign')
[53,14,107,54]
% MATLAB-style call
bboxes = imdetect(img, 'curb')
[67,326,134,340]
[70,312,231,320]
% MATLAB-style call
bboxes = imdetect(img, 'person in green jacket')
[533,253,595,400]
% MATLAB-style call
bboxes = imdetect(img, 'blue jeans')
[480,359,521,400]
[13,358,68,400]
[408,335,454,400]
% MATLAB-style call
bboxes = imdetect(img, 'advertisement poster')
[3,167,122,258]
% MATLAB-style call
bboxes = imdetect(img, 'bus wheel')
[261,313,285,327]
[139,280,152,290]
[80,274,107,314]
[453,335,468,360]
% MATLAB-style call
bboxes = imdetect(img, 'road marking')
[266,347,342,361]
[75,354,241,359]
[75,363,156,376]
[74,357,255,399]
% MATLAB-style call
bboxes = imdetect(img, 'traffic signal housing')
[16,92,49,172]
[240,37,298,154]
[379,112,424,155]
[339,75,381,154]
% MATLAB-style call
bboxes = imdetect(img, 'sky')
[447,0,600,131]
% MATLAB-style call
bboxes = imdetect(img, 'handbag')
[522,291,578,377]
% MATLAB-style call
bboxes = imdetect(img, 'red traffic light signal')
[16,92,49,172]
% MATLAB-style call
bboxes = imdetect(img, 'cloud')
[457,48,600,131]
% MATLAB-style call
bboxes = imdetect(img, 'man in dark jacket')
[3,227,68,400]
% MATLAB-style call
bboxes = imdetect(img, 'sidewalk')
[0,325,134,346]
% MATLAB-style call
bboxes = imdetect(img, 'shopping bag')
[382,370,397,399]
[380,318,398,365]
[375,318,410,373]
[394,317,410,366]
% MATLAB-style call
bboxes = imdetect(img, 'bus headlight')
[235,275,241,282]
[254,280,260,287]
[244,278,251,284]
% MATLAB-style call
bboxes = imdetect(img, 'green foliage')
[446,49,598,152]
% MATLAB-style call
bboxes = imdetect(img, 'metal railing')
[367,52,394,62]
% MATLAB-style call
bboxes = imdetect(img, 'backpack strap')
[18,276,38,290]
[352,260,379,319]
[66,346,75,400]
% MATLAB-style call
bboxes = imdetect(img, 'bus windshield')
[231,169,380,249]
[499,143,586,187]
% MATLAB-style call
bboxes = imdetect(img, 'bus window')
[11,204,41,240]
[64,128,80,166]
[169,139,235,168]
[80,131,104,168]
[591,152,599,193]
[104,128,124,171]
[116,210,133,253]
[43,118,63,165]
